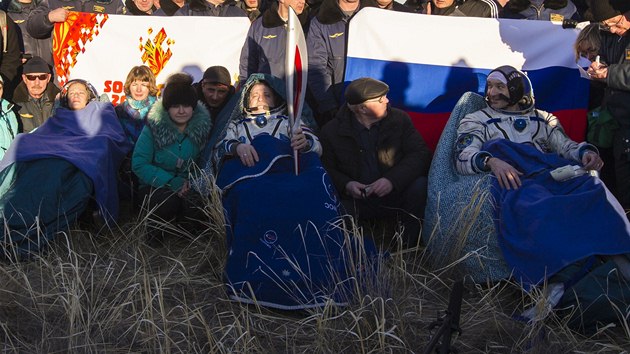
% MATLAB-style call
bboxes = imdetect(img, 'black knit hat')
[162,73,198,110]
[23,56,51,74]
[202,66,231,87]
[345,78,389,105]
[590,0,630,22]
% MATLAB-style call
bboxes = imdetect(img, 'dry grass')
[0,185,628,353]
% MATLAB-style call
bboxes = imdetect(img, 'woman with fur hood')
[132,73,211,246]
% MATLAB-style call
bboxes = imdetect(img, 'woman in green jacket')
[132,73,211,245]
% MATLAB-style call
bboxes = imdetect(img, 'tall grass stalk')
[0,176,628,352]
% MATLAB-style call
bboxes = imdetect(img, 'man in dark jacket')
[421,0,499,17]
[12,56,59,132]
[26,0,124,54]
[375,0,415,12]
[0,9,23,99]
[8,0,53,66]
[501,0,579,21]
[174,0,247,16]
[239,0,310,83]
[306,0,377,127]
[587,0,630,210]
[196,65,235,123]
[320,78,432,247]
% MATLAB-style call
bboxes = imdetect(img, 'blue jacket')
[238,2,310,83]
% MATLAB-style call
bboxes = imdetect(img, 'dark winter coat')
[306,0,377,115]
[502,0,578,20]
[599,32,630,128]
[320,106,431,195]
[0,10,22,98]
[27,0,124,41]
[421,0,498,17]
[7,0,53,65]
[238,2,311,83]
[174,0,247,16]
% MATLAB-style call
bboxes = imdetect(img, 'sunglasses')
[25,74,49,81]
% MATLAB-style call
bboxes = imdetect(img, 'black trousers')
[138,187,205,241]
[341,176,428,246]
[612,126,630,210]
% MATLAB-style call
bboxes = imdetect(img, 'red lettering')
[103,80,113,93]
[113,81,123,93]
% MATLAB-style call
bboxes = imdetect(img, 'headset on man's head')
[484,65,535,113]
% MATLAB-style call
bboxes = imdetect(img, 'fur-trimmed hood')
[147,100,212,149]
[315,0,377,25]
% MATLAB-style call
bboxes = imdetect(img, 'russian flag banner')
[345,8,589,150]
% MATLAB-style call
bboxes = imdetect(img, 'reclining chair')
[422,92,511,283]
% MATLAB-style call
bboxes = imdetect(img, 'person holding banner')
[306,0,377,126]
[238,0,310,84]
[320,77,432,248]
[132,73,211,246]
[173,0,247,16]
[421,0,499,17]
[26,0,124,40]
[501,0,580,21]
[124,0,158,14]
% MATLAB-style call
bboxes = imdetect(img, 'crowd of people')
[0,0,628,315]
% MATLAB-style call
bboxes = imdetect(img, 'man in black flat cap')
[320,77,432,247]
[12,56,59,132]
[587,0,630,210]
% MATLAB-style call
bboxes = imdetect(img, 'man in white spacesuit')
[455,65,603,189]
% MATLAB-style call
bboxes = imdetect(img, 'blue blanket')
[484,139,630,287]
[218,134,367,310]
[0,102,132,220]
[0,158,93,258]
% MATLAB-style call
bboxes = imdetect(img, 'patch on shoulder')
[456,134,474,151]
